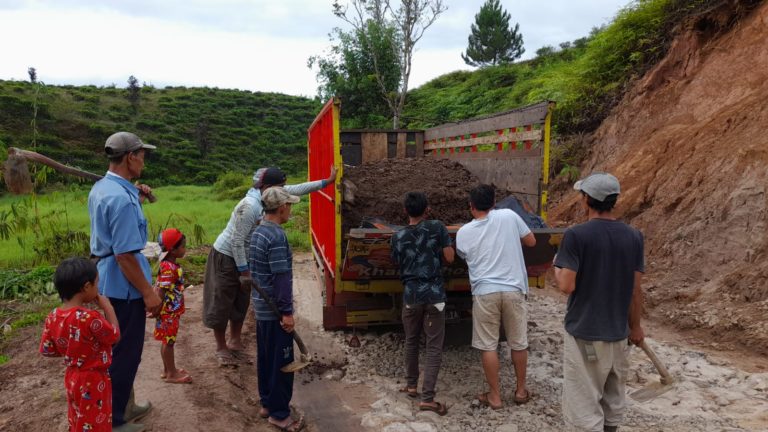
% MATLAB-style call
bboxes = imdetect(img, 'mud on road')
[1,254,767,431]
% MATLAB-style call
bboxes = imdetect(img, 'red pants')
[65,368,112,432]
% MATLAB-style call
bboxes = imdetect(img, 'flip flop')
[398,386,419,399]
[216,350,238,367]
[164,373,192,384]
[477,392,503,410]
[230,349,252,363]
[513,389,532,405]
[268,415,305,432]
[419,401,448,416]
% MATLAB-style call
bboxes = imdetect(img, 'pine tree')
[461,0,524,67]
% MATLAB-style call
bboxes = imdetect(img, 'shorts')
[65,368,112,432]
[154,314,180,345]
[203,248,250,329]
[472,291,528,351]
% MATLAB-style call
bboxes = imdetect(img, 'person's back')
[457,208,530,295]
[391,219,450,305]
[559,219,644,341]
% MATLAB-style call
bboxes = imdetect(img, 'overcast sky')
[0,0,629,97]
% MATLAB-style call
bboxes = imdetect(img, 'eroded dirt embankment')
[550,2,768,355]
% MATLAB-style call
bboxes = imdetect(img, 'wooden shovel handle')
[249,280,310,357]
[637,340,674,384]
[8,147,156,203]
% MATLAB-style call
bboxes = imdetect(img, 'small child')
[154,228,191,383]
[40,257,120,432]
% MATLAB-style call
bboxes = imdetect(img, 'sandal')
[268,415,305,432]
[513,389,532,405]
[419,401,448,416]
[230,349,252,363]
[477,392,503,410]
[216,350,238,367]
[398,386,419,399]
[164,372,193,384]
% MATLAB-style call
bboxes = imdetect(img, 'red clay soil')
[342,158,480,231]
[549,2,768,355]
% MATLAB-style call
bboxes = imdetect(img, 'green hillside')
[402,0,717,135]
[0,81,320,186]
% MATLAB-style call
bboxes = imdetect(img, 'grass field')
[0,183,311,269]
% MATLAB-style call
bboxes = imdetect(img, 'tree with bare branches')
[332,0,446,128]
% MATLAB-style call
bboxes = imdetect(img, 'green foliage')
[309,19,401,128]
[462,0,524,67]
[0,266,56,301]
[402,0,719,136]
[0,81,320,188]
[0,354,8,365]
[212,171,251,200]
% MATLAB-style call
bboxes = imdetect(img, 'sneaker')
[112,422,146,432]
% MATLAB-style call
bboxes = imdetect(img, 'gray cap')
[105,131,156,156]
[262,186,300,211]
[573,173,620,201]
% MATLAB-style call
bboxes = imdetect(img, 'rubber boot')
[124,388,152,423]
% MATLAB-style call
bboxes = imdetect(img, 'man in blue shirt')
[88,131,161,432]
[250,186,304,432]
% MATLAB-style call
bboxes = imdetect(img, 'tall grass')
[0,182,312,269]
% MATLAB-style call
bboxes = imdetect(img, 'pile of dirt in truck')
[342,158,479,231]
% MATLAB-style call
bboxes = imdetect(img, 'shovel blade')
[280,361,311,373]
[630,380,674,403]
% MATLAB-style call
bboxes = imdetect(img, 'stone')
[496,424,519,432]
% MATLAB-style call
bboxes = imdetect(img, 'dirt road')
[1,253,767,431]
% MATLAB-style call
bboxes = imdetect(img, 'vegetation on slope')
[0,81,320,186]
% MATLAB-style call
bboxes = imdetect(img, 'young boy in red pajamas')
[154,228,191,383]
[40,257,120,432]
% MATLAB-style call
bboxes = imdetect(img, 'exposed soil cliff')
[550,1,768,354]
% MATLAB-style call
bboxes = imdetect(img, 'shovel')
[250,281,312,373]
[4,147,156,202]
[630,340,676,402]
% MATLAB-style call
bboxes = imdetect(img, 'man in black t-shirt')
[391,192,454,416]
[554,173,645,432]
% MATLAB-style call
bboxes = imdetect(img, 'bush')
[212,171,251,200]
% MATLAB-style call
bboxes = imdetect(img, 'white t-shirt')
[456,209,532,295]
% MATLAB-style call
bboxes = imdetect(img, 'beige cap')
[574,173,620,201]
[105,131,156,156]
[262,186,300,210]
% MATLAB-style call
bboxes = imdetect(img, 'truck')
[307,98,563,330]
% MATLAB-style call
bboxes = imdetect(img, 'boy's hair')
[403,192,428,218]
[54,257,98,301]
[584,192,618,213]
[469,184,495,211]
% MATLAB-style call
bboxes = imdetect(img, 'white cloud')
[0,0,630,95]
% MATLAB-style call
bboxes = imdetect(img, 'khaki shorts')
[471,291,528,351]
[562,333,630,431]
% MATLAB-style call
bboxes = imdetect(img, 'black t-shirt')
[390,220,452,305]
[554,218,644,341]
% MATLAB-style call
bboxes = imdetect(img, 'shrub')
[212,171,251,200]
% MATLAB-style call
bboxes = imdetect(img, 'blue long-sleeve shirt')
[249,220,293,320]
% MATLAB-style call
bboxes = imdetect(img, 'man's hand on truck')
[327,165,337,184]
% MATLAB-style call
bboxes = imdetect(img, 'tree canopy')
[461,0,524,67]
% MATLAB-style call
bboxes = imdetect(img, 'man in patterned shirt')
[390,192,454,415]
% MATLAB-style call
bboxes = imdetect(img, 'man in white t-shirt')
[456,184,536,410]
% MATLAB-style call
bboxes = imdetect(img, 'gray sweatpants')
[402,304,445,402]
[562,333,630,432]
